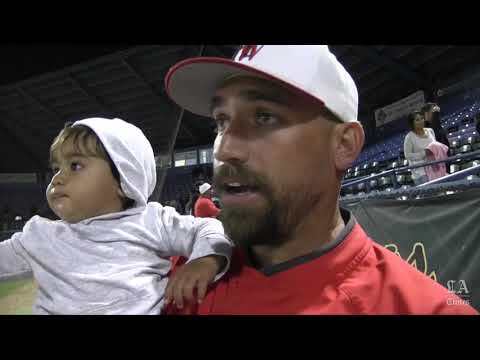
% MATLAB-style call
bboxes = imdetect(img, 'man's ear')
[332,122,365,172]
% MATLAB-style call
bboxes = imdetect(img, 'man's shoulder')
[345,240,477,314]
[364,241,444,292]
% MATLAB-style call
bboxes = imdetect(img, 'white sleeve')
[159,206,232,280]
[0,232,32,281]
[428,128,436,141]
[404,133,426,161]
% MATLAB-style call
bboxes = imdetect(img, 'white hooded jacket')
[0,118,231,314]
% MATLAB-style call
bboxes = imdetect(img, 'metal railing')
[340,177,480,204]
[342,149,480,192]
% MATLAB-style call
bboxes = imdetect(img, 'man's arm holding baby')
[159,206,232,308]
[164,254,226,309]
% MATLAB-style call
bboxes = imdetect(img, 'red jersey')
[194,196,220,218]
[166,211,477,315]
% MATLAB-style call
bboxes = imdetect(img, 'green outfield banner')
[343,188,480,311]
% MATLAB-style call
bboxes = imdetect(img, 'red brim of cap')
[165,57,324,118]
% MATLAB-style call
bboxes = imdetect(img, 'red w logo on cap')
[237,45,264,61]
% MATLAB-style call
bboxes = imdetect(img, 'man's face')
[211,77,340,248]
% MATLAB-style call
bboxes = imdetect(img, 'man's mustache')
[213,164,269,193]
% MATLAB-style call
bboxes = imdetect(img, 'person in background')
[179,194,189,215]
[185,186,200,216]
[194,183,220,218]
[1,207,12,231]
[404,111,436,186]
[212,195,221,209]
[422,103,449,147]
[11,215,25,231]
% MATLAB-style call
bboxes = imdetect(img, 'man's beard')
[214,164,320,249]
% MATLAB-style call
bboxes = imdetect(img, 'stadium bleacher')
[2,100,479,223]
[0,182,46,227]
[160,163,213,211]
[341,99,480,197]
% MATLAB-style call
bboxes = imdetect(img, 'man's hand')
[164,255,226,309]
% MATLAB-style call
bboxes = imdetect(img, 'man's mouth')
[222,182,260,195]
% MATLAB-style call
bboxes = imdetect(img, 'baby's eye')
[71,162,83,171]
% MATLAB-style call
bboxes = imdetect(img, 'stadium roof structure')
[1,44,479,173]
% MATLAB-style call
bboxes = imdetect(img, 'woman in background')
[403,111,436,186]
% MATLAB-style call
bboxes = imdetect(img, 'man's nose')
[214,125,250,166]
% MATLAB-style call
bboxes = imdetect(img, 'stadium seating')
[160,164,213,206]
[1,96,479,228]
[342,98,480,197]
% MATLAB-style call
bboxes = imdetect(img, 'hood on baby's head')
[73,117,157,207]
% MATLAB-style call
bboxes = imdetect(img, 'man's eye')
[51,167,59,174]
[214,116,228,132]
[256,112,278,126]
[71,162,83,171]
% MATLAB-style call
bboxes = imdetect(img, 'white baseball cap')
[199,182,212,194]
[165,45,358,123]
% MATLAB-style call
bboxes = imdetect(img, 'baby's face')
[47,138,124,223]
